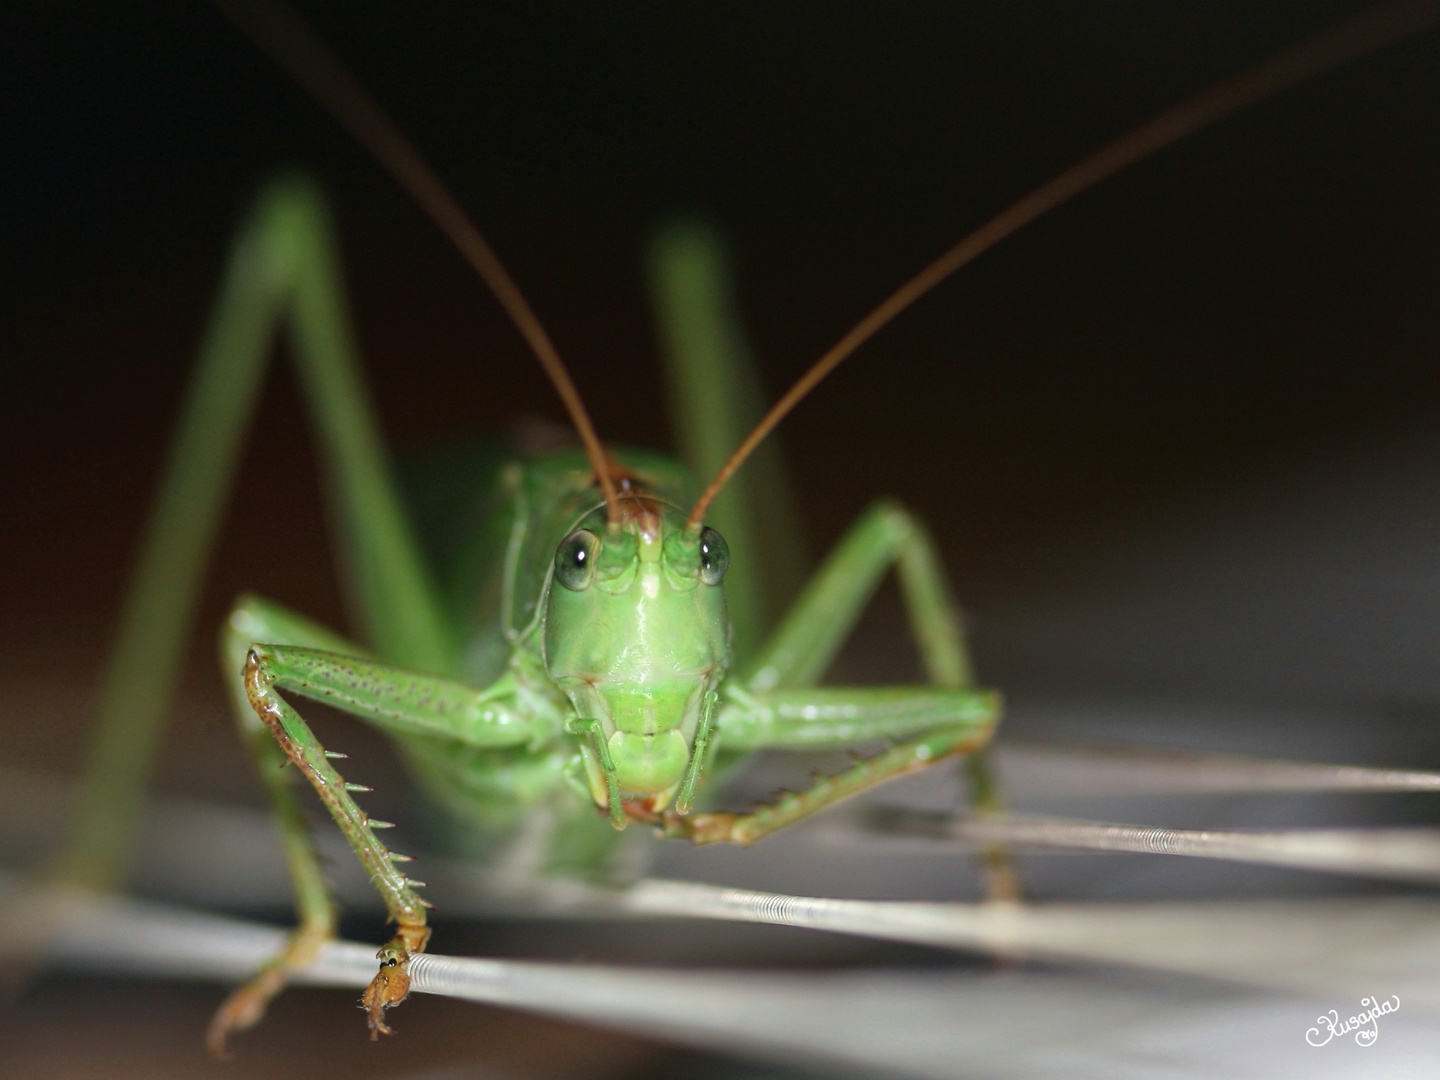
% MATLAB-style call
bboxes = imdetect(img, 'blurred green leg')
[647,219,806,665]
[739,500,967,690]
[739,499,1019,899]
[58,174,451,893]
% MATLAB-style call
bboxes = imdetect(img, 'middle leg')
[661,684,998,843]
[729,500,1019,898]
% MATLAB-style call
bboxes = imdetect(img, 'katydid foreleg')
[225,638,550,1042]
[206,594,360,1053]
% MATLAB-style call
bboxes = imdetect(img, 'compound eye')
[698,527,729,585]
[554,529,600,591]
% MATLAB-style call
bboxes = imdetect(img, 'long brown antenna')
[210,0,621,523]
[687,0,1440,529]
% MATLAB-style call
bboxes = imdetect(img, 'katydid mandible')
[48,0,1440,1054]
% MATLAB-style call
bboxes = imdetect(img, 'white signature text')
[1306,996,1399,1047]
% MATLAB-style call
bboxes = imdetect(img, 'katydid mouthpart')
[27,0,1440,1054]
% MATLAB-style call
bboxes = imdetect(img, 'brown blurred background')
[5,2,1440,1076]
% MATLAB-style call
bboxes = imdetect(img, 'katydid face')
[543,498,730,803]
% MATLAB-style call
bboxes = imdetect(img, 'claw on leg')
[981,848,1023,904]
[206,920,333,1058]
[0,879,74,1006]
[361,924,430,1040]
[208,966,283,1059]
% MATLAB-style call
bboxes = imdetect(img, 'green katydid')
[41,0,1440,1055]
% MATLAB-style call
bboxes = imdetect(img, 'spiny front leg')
[236,646,433,1044]
[207,910,335,1056]
[208,599,357,1055]
[222,638,538,1044]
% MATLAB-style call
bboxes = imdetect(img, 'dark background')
[6,0,1440,711]
[5,2,1440,1076]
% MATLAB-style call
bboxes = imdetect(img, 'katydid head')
[543,499,730,806]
